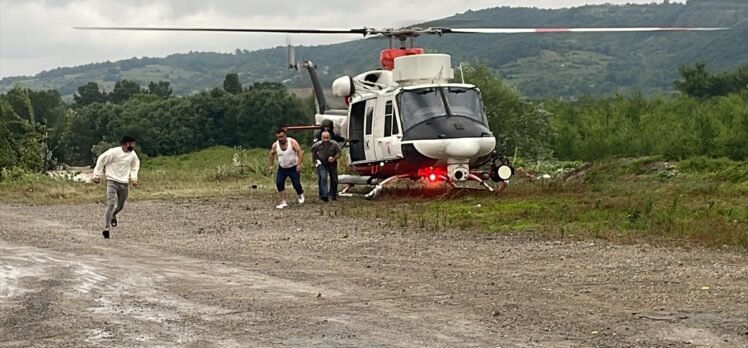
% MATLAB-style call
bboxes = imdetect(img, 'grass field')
[1,146,746,250]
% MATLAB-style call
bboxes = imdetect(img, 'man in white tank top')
[267,128,305,209]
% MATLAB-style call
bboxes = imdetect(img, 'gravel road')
[1,198,746,347]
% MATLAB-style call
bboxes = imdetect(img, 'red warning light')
[418,167,447,183]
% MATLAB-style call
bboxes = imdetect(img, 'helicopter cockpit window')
[397,88,444,131]
[445,87,487,125]
[397,87,486,132]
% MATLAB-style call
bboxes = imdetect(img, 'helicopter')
[77,24,727,198]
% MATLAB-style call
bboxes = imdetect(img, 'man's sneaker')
[320,197,329,202]
[102,230,110,239]
[297,194,305,204]
[276,201,288,209]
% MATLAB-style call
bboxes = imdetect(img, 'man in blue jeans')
[268,128,305,209]
[311,131,341,202]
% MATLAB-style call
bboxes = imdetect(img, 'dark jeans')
[276,166,303,194]
[317,165,338,199]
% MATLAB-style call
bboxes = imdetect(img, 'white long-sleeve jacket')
[93,147,140,184]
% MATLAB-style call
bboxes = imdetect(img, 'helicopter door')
[377,99,402,160]
[347,100,366,162]
[363,99,377,162]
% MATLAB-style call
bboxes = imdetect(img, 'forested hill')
[1,0,746,98]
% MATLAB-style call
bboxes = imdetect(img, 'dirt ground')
[0,198,746,347]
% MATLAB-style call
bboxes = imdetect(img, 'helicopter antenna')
[433,65,446,83]
[287,36,297,70]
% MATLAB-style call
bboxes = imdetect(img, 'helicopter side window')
[392,111,399,135]
[365,108,373,135]
[384,101,394,137]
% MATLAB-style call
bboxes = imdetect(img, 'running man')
[268,128,305,209]
[93,135,140,239]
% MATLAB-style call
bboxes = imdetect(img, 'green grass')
[1,148,746,250]
[364,157,748,250]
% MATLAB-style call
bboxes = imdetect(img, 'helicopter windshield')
[397,87,487,132]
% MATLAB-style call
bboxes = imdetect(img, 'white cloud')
[0,0,684,77]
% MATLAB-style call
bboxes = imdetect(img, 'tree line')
[547,63,748,161]
[1,64,746,180]
[461,61,748,161]
[0,73,310,178]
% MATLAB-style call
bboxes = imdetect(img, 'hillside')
[1,0,746,98]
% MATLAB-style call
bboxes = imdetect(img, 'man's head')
[321,131,331,143]
[321,119,334,132]
[275,128,288,144]
[120,135,136,152]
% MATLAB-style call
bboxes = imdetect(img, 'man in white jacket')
[93,136,140,239]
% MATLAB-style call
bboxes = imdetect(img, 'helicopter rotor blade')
[442,27,729,34]
[75,26,730,40]
[75,26,371,35]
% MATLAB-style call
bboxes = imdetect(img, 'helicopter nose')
[444,139,481,160]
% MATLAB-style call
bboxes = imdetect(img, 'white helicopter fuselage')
[318,54,499,182]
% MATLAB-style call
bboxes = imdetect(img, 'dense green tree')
[147,81,173,98]
[0,98,45,176]
[223,73,242,94]
[4,85,36,127]
[675,63,748,98]
[73,82,107,108]
[60,102,122,164]
[110,79,144,104]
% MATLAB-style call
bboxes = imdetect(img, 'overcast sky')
[0,0,684,78]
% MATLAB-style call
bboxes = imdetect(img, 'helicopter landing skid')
[451,174,507,194]
[337,174,507,199]
[467,174,494,193]
[364,174,411,199]
[337,175,408,199]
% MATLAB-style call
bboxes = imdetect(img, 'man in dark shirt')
[313,119,345,144]
[311,131,342,202]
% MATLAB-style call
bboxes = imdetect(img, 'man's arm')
[332,133,347,143]
[130,153,140,186]
[310,142,319,167]
[332,142,342,161]
[267,143,276,174]
[328,142,342,162]
[291,139,304,171]
[92,149,112,183]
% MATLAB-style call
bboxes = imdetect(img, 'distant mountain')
[2,0,746,98]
